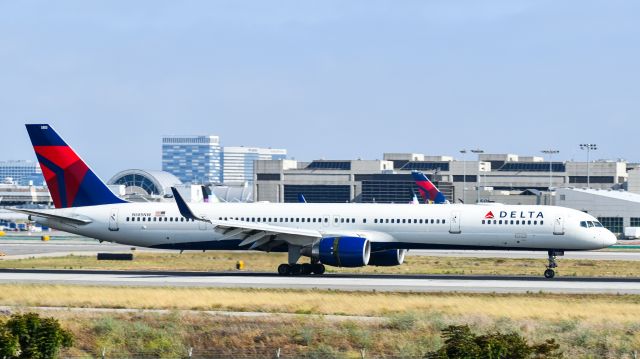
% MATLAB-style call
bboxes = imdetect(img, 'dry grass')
[1,284,640,323]
[2,251,640,277]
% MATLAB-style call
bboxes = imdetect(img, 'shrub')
[2,312,73,359]
[425,324,562,359]
[387,312,418,331]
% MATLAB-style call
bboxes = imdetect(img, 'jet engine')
[313,236,371,267]
[368,249,407,266]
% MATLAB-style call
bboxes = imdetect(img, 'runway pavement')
[0,238,168,258]
[2,238,640,260]
[2,269,639,294]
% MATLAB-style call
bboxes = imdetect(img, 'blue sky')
[1,1,638,179]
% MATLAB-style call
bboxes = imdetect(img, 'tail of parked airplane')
[25,124,126,208]
[411,171,448,204]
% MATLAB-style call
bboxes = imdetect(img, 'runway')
[2,237,640,261]
[0,238,168,258]
[2,269,640,294]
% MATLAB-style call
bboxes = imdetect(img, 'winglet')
[171,187,203,221]
[297,193,307,203]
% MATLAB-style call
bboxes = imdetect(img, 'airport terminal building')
[254,153,628,204]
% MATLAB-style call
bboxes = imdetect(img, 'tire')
[277,264,291,276]
[544,269,555,279]
[301,263,313,275]
[312,264,326,275]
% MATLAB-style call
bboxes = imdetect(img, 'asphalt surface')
[2,269,639,294]
[2,238,640,260]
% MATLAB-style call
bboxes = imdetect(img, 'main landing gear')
[277,263,325,276]
[544,250,564,279]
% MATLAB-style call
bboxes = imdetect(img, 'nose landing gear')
[544,250,564,279]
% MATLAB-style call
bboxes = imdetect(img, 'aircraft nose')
[602,230,617,248]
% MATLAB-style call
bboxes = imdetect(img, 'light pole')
[541,149,559,191]
[459,149,467,204]
[579,144,598,188]
[471,149,484,203]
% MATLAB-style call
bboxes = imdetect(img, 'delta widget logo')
[484,211,494,219]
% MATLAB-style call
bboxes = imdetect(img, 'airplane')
[13,124,617,279]
[411,171,449,204]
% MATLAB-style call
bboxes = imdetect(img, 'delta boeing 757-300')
[12,124,616,278]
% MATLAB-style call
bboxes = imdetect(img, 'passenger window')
[385,219,389,223]
[363,219,367,224]
[419,219,423,224]
[442,220,446,224]
[482,220,485,224]
[431,219,435,224]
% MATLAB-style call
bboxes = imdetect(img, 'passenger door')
[108,208,119,232]
[553,214,565,235]
[449,211,461,234]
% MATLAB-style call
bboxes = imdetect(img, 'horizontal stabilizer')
[9,208,92,225]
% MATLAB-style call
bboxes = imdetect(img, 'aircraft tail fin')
[411,171,448,204]
[25,124,126,208]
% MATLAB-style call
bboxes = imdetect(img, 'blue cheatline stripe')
[25,124,68,146]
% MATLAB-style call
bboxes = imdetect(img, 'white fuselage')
[31,202,616,252]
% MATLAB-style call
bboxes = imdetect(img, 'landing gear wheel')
[544,269,555,279]
[301,263,313,275]
[277,264,291,276]
[290,264,303,275]
[545,250,561,279]
[312,264,326,275]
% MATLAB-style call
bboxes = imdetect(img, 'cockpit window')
[580,221,588,228]
[587,221,594,228]
[593,221,604,227]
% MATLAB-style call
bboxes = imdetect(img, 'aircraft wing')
[171,187,321,249]
[9,208,93,225]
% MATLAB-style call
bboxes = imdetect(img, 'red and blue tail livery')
[26,124,126,208]
[411,171,448,204]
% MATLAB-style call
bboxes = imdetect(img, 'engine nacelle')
[368,249,407,266]
[316,236,371,267]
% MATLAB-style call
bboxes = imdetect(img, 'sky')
[1,1,639,179]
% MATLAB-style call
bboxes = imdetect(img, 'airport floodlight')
[579,144,598,188]
[541,150,560,195]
